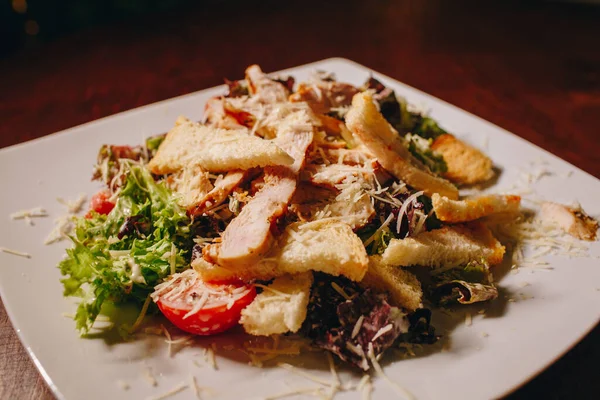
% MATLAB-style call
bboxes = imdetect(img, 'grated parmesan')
[371,323,393,342]
[142,365,158,387]
[9,207,48,226]
[465,312,472,327]
[145,382,187,400]
[0,246,31,258]
[367,343,415,400]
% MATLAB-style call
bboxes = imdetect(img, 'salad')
[59,64,598,377]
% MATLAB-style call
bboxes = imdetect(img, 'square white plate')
[1,58,599,400]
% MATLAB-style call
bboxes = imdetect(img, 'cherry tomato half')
[87,190,115,217]
[155,270,256,335]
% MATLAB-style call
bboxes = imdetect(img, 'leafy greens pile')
[59,164,193,334]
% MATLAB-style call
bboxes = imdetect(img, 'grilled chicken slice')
[209,65,316,269]
[346,93,459,199]
[210,168,297,268]
[245,64,290,104]
[540,202,598,241]
[188,170,245,216]
[167,165,214,209]
[289,80,358,115]
[204,97,250,130]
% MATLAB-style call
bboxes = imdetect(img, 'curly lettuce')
[430,260,498,305]
[59,164,193,334]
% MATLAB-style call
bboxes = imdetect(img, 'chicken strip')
[189,170,245,217]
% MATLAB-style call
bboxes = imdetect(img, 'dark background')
[1,1,599,399]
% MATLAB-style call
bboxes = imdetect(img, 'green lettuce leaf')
[430,260,498,305]
[406,134,448,175]
[59,164,192,334]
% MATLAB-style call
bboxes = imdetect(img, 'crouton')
[240,272,313,336]
[346,93,458,199]
[360,256,423,312]
[147,117,293,174]
[430,134,494,185]
[382,222,505,268]
[432,193,521,223]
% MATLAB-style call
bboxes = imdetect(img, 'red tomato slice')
[87,190,115,218]
[154,269,256,336]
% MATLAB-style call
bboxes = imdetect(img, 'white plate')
[1,58,599,400]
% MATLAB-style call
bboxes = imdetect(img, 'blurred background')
[0,1,599,397]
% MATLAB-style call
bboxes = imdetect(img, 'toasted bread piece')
[382,222,505,268]
[275,220,368,281]
[360,256,423,312]
[240,272,313,336]
[194,220,369,282]
[540,202,598,241]
[432,193,521,223]
[431,134,494,185]
[346,93,458,200]
[147,117,293,174]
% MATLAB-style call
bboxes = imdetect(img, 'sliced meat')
[213,167,297,268]
[432,193,521,223]
[289,80,359,115]
[346,92,459,200]
[540,202,598,241]
[204,97,249,130]
[189,170,245,217]
[168,165,214,209]
[245,64,290,104]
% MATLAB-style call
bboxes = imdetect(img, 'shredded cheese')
[142,365,158,387]
[161,324,173,357]
[206,344,218,370]
[146,382,187,400]
[44,215,74,245]
[371,323,393,342]
[189,375,201,399]
[9,207,48,225]
[351,315,365,339]
[263,386,322,400]
[465,312,472,327]
[330,282,351,300]
[277,363,334,387]
[0,247,31,258]
[367,343,415,400]
[395,190,424,235]
[130,295,152,333]
[57,193,87,214]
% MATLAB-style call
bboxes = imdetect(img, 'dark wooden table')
[1,1,599,398]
